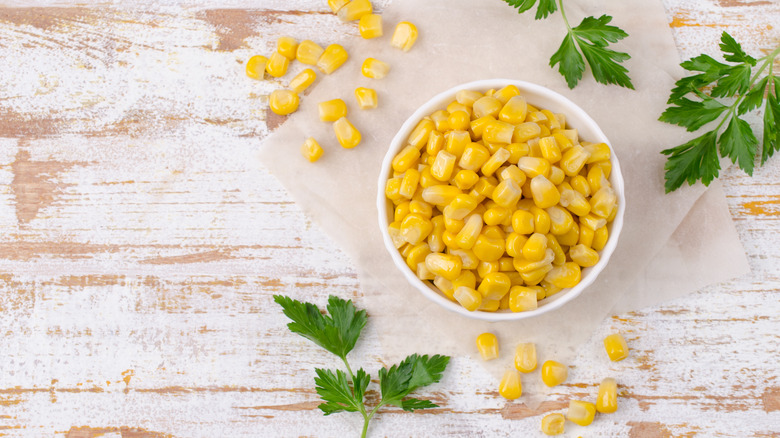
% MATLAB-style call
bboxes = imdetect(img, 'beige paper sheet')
[257,0,750,400]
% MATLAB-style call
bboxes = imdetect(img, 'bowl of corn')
[377,79,625,321]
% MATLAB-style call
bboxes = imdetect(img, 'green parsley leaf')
[762,92,780,164]
[711,64,751,98]
[502,0,537,14]
[401,398,439,412]
[273,295,366,359]
[379,354,450,408]
[720,31,756,65]
[549,34,585,89]
[659,97,727,132]
[661,131,720,193]
[719,115,757,175]
[738,76,768,115]
[535,0,557,20]
[680,53,728,74]
[314,368,362,415]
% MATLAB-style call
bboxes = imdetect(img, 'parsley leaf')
[275,295,450,437]
[660,31,780,192]
[550,34,584,89]
[535,0,557,19]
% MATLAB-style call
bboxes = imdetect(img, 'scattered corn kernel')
[276,36,298,60]
[266,52,290,78]
[269,89,299,115]
[541,360,568,387]
[333,117,361,149]
[338,0,372,21]
[317,44,348,74]
[362,57,390,79]
[597,377,618,413]
[358,13,383,39]
[604,333,629,361]
[498,369,522,400]
[391,21,418,52]
[541,413,565,436]
[301,137,323,162]
[296,40,325,65]
[567,400,596,426]
[514,343,537,373]
[319,98,347,122]
[476,332,499,361]
[328,0,349,13]
[289,68,316,94]
[245,55,268,80]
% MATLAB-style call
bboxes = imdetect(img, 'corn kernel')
[585,142,611,163]
[567,400,596,426]
[400,168,420,199]
[406,242,431,271]
[476,332,499,360]
[417,262,435,281]
[530,206,551,235]
[422,185,461,206]
[570,243,600,267]
[301,137,324,162]
[513,248,554,273]
[391,146,419,174]
[541,360,568,387]
[395,202,411,223]
[459,143,491,171]
[505,232,527,258]
[483,206,509,226]
[431,151,457,181]
[587,164,610,193]
[453,286,481,311]
[591,159,613,179]
[269,89,300,115]
[541,413,565,436]
[517,156,551,179]
[498,369,522,400]
[319,99,347,122]
[597,377,618,413]
[434,275,455,300]
[498,165,526,186]
[493,85,520,105]
[498,256,514,271]
[509,210,533,235]
[445,131,471,157]
[483,120,515,144]
[492,178,522,208]
[547,205,574,235]
[455,213,483,249]
[557,221,579,246]
[338,0,372,21]
[481,148,511,177]
[445,194,479,220]
[391,21,418,52]
[276,36,298,60]
[477,272,511,300]
[541,280,562,297]
[590,186,618,219]
[539,136,562,163]
[480,298,500,312]
[546,234,566,265]
[317,44,348,74]
[288,68,316,94]
[296,40,325,65]
[522,232,548,262]
[355,87,378,109]
[430,110,450,131]
[509,286,538,312]
[579,224,595,247]
[604,333,629,361]
[425,253,462,281]
[496,95,527,124]
[245,55,268,80]
[580,213,607,231]
[333,117,361,149]
[548,166,565,185]
[358,13,383,39]
[559,144,591,177]
[514,343,537,373]
[470,115,496,140]
[400,213,433,245]
[362,57,390,79]
[592,226,608,251]
[473,96,503,119]
[456,89,483,106]
[266,51,289,77]
[544,262,581,288]
[530,175,560,209]
[450,269,476,289]
[570,174,591,197]
[385,178,404,203]
[559,189,591,217]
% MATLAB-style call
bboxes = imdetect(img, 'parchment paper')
[257,0,750,402]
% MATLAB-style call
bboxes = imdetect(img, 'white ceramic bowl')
[377,79,625,321]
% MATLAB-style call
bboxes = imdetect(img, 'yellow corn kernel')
[557,221,579,246]
[445,194,478,220]
[541,413,565,436]
[514,343,537,373]
[266,51,289,78]
[505,232,528,258]
[480,299,500,312]
[552,132,573,153]
[361,57,390,79]
[592,226,608,251]
[509,286,538,312]
[443,110,467,131]
[567,400,596,427]
[431,151,457,181]
[473,176,498,198]
[354,87,378,109]
[590,186,618,219]
[530,175,560,209]
[406,242,431,271]
[419,166,438,188]
[481,224,504,239]
[453,286,481,311]
[426,252,463,281]
[493,85,520,104]
[499,256,515,271]
[473,96,503,119]
[505,143,529,164]
[547,205,574,235]
[395,202,411,223]
[522,232,548,262]
[539,136,562,164]
[597,377,618,414]
[545,262,581,288]
[522,267,552,286]
[470,115,496,140]
[498,369,522,400]
[583,142,611,163]
[288,68,316,94]
[591,159,613,179]
[358,13,383,39]
[319,98,347,122]
[499,165,526,186]
[604,333,629,361]
[445,130,471,157]
[510,210,533,235]
[483,120,515,144]
[541,360,568,387]
[510,124,538,145]
[444,215,465,234]
[268,89,300,115]
[328,0,350,12]
[476,332,499,361]
[276,36,298,60]
[578,225,594,247]
[411,199,432,217]
[434,275,455,300]
[296,40,325,65]
[430,110,449,132]
[400,168,420,199]
[546,234,566,265]
[425,131,444,156]
[530,206,551,235]
[478,272,511,300]
[400,213,433,245]
[570,174,591,197]
[422,184,461,206]
[527,110,548,126]
[481,148,511,177]
[301,137,324,162]
[456,89,483,107]
[385,178,404,203]
[570,244,599,267]
[559,189,591,217]
[497,95,527,124]
[483,206,509,226]
[587,165,610,193]
[450,248,478,270]
[452,169,479,190]
[455,213,483,249]
[245,55,268,80]
[338,0,372,21]
[491,178,522,208]
[391,21,418,52]
[472,234,505,263]
[541,280,562,297]
[406,119,434,150]
[548,166,565,185]
[388,222,405,248]
[447,101,471,117]
[517,156,551,179]
[459,143,490,171]
[580,213,607,231]
[559,144,591,177]
[333,117,361,149]
[417,261,435,281]
[441,230,459,249]
[391,146,420,174]
[317,44,348,74]
[513,248,554,273]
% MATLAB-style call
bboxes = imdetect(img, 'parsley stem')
[558,0,571,31]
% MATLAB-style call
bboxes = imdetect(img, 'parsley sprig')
[659,31,780,193]
[274,295,450,438]
[502,0,633,89]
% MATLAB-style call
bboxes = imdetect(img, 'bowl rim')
[376,78,626,322]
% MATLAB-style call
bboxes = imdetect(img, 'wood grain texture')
[0,0,779,436]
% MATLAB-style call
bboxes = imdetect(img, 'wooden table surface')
[0,0,779,436]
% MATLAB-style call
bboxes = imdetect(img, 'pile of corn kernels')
[384,85,618,313]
